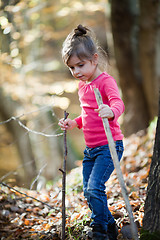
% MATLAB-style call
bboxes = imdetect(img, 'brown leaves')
[0,187,61,239]
[0,127,155,239]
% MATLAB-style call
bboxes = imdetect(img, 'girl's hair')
[62,24,109,72]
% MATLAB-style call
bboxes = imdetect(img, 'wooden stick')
[59,110,69,240]
[94,88,138,240]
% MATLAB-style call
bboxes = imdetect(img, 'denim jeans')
[82,140,124,232]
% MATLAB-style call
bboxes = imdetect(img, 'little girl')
[59,24,124,240]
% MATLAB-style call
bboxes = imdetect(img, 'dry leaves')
[0,125,156,239]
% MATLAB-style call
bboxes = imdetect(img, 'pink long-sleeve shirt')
[74,72,125,148]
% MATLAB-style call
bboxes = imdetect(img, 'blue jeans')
[82,140,124,232]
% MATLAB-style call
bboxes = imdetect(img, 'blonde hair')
[62,24,109,72]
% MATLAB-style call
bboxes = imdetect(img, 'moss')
[140,228,160,240]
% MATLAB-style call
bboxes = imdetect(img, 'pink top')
[74,72,125,148]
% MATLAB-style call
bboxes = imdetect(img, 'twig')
[94,88,139,240]
[16,118,63,137]
[0,181,54,210]
[0,116,63,138]
[0,105,52,125]
[30,163,47,190]
[0,106,63,138]
[59,110,69,240]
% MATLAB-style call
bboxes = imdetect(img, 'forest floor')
[0,121,156,240]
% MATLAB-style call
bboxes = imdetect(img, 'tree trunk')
[111,0,149,136]
[141,91,160,237]
[111,0,160,136]
[139,0,160,120]
[0,88,37,187]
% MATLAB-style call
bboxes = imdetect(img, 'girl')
[59,25,124,240]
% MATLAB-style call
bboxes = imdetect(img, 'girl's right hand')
[58,118,78,131]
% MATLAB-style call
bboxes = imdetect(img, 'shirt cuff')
[110,107,119,123]
[74,116,82,129]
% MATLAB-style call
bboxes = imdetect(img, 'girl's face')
[67,54,100,82]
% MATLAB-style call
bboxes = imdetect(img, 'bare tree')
[111,0,160,136]
[141,92,160,238]
[0,88,37,187]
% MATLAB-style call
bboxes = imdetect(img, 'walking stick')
[94,88,139,240]
[59,111,69,240]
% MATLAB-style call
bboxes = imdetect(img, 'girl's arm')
[102,77,125,122]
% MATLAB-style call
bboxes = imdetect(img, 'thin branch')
[0,181,55,210]
[0,108,63,138]
[61,111,69,240]
[0,105,52,125]
[16,118,63,137]
[30,163,47,190]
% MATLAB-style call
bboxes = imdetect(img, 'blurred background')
[0,0,159,188]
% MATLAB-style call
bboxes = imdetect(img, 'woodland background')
[0,0,160,239]
[0,0,159,187]
[0,0,122,187]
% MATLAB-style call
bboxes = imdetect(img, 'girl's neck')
[86,67,102,84]
[94,68,102,79]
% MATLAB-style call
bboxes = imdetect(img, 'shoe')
[87,231,109,240]
[92,231,109,240]
[87,224,109,240]
[107,222,118,240]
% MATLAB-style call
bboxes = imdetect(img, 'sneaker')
[107,222,118,240]
[87,224,109,240]
[92,231,109,240]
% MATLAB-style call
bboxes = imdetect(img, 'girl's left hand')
[95,104,114,119]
